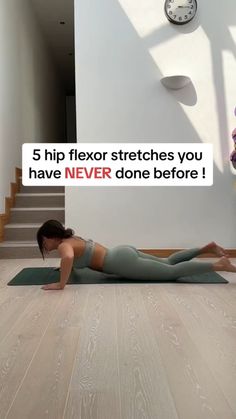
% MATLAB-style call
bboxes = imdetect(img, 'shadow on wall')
[0,0,23,181]
[18,0,66,143]
[78,0,232,150]
[74,0,236,247]
[77,0,203,142]
[201,0,236,172]
[141,0,236,172]
[166,81,197,106]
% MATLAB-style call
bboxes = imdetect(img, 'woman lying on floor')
[36,220,236,290]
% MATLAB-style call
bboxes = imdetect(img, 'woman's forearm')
[59,256,74,289]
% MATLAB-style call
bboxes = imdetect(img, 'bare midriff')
[63,236,107,271]
[89,242,108,271]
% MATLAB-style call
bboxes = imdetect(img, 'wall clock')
[164,0,197,25]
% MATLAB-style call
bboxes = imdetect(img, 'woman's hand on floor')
[41,283,63,290]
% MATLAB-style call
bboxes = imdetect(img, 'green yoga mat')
[7,267,228,286]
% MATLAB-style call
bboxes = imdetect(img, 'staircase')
[0,179,65,258]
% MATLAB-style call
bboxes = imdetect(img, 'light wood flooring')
[0,258,236,419]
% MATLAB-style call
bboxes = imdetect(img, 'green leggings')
[102,246,214,281]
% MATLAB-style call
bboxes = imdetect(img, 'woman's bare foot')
[200,241,228,257]
[213,257,236,272]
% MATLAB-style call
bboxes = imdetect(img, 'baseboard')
[0,167,22,242]
[139,248,236,258]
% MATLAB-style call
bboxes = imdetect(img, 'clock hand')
[178,5,191,8]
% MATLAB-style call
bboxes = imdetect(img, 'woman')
[37,220,236,290]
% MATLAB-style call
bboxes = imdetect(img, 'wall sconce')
[161,75,191,90]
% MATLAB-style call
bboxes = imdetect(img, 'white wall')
[0,0,66,212]
[66,96,76,142]
[68,0,236,248]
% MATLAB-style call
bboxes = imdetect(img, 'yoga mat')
[7,267,228,286]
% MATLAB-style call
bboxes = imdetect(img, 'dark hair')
[37,219,74,258]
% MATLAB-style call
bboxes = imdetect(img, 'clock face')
[164,0,197,25]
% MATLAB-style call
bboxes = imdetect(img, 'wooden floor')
[0,258,236,419]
